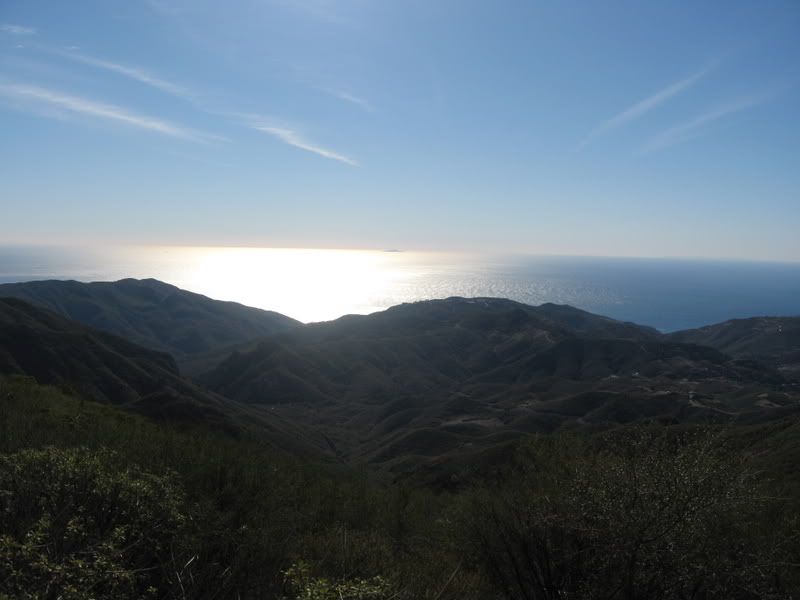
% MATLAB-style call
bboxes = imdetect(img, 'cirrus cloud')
[0,82,219,142]
[1,24,36,35]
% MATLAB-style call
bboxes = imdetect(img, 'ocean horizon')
[1,244,799,332]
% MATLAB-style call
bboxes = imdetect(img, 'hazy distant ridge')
[0,278,301,367]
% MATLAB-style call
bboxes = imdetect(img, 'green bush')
[2,377,799,598]
[456,428,799,599]
[282,561,395,600]
[0,446,190,599]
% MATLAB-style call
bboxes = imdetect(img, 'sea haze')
[1,245,799,331]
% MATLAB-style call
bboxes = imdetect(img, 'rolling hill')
[204,297,800,469]
[0,296,229,421]
[0,278,300,369]
[4,279,798,472]
[670,316,800,375]
[0,297,327,456]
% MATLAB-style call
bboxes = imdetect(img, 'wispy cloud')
[580,64,714,147]
[642,94,770,154]
[1,24,36,35]
[250,122,358,166]
[0,82,216,142]
[59,51,191,99]
[323,88,374,112]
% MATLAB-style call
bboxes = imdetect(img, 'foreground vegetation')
[1,375,799,598]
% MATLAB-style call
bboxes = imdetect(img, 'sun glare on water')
[143,246,424,323]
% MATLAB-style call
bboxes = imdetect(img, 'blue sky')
[1,0,798,260]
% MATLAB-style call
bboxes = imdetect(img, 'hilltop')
[204,297,799,470]
[670,316,800,376]
[0,278,300,369]
[3,281,799,472]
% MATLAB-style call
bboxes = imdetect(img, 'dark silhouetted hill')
[204,298,659,403]
[0,278,300,369]
[205,297,800,469]
[0,296,229,421]
[670,316,800,375]
[0,297,329,456]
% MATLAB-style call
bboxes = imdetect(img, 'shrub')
[282,561,395,600]
[0,446,190,599]
[457,428,799,599]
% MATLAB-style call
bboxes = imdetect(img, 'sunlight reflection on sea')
[2,245,799,331]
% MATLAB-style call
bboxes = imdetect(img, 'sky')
[0,0,799,261]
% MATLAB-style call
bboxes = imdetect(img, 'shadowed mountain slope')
[205,297,800,469]
[0,297,327,456]
[0,278,300,368]
[0,296,227,419]
[205,298,660,404]
[4,281,798,472]
[670,317,800,375]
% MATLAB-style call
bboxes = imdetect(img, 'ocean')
[1,245,799,331]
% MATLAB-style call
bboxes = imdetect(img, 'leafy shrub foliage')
[0,446,188,599]
[282,561,394,599]
[1,376,799,598]
[456,429,800,599]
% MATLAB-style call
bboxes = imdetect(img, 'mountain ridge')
[203,295,799,469]
[0,296,331,457]
[0,296,226,420]
[670,316,800,375]
[3,278,799,471]
[0,278,301,369]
